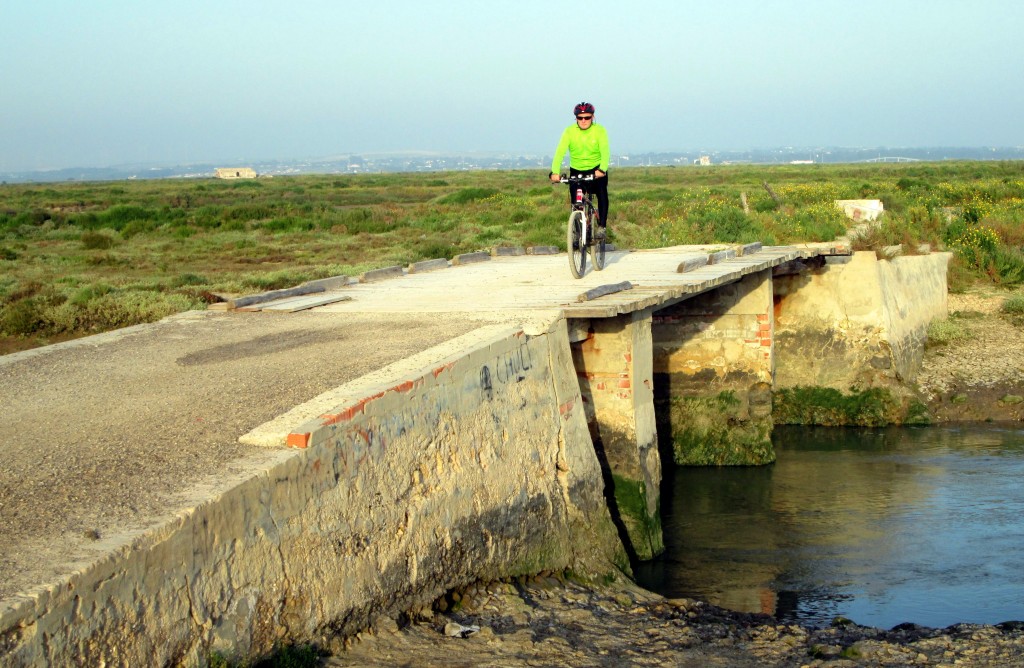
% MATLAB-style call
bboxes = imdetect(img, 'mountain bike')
[559,174,605,278]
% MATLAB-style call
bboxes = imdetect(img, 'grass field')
[3,161,1024,353]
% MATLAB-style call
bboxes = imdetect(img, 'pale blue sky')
[2,0,1022,171]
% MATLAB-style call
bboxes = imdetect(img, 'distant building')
[214,167,257,179]
[694,155,711,166]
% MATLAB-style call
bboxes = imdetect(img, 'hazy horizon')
[3,1,1023,173]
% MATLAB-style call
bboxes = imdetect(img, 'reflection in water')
[635,425,1024,629]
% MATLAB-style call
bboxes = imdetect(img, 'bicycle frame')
[562,175,597,246]
[558,174,604,278]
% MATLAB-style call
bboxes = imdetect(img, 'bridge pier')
[569,312,664,561]
[652,268,776,466]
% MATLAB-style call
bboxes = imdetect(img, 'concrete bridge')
[0,242,949,666]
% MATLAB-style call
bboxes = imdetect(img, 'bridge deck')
[282,244,831,319]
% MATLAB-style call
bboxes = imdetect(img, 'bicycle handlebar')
[557,174,595,184]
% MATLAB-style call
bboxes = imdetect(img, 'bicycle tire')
[589,209,605,271]
[567,210,586,279]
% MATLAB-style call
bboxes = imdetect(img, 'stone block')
[408,258,449,274]
[491,246,526,256]
[453,251,491,265]
[360,265,404,282]
[677,256,709,273]
[527,246,560,255]
[708,249,737,264]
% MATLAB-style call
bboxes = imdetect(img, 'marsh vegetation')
[3,162,1024,353]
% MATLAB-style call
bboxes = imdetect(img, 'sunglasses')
[576,115,593,121]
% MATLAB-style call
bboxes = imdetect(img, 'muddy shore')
[329,576,1024,668]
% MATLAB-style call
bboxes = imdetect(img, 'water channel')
[635,424,1024,630]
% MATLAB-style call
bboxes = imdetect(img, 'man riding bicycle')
[549,101,610,240]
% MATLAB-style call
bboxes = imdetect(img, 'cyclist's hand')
[550,174,561,183]
[595,170,606,178]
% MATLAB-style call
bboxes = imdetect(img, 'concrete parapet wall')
[0,323,623,666]
[774,251,950,389]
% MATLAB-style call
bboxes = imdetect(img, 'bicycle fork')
[576,188,588,246]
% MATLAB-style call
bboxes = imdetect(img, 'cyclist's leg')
[592,172,609,231]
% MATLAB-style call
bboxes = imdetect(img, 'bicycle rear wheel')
[589,209,605,271]
[567,210,586,279]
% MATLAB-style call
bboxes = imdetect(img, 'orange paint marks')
[759,323,771,332]
[320,391,386,425]
[757,313,770,322]
[559,398,576,419]
[624,352,632,363]
[287,432,311,449]
[391,379,417,393]
[618,379,631,389]
[433,361,456,378]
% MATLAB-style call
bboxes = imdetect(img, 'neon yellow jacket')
[550,122,610,174]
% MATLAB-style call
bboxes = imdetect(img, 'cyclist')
[549,101,610,239]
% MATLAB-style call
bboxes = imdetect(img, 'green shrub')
[785,202,848,241]
[48,291,201,333]
[12,210,51,227]
[1002,294,1024,315]
[926,317,970,346]
[1001,293,1024,326]
[69,283,114,307]
[241,269,311,291]
[262,216,314,233]
[438,188,498,205]
[172,273,209,287]
[222,203,275,223]
[100,205,156,231]
[988,247,1024,286]
[0,298,48,336]
[121,219,157,238]
[81,230,117,250]
[330,208,392,234]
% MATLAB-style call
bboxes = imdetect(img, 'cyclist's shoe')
[595,227,607,242]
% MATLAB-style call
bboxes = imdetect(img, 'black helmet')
[573,102,595,116]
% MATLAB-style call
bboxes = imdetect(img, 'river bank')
[917,290,1024,422]
[329,575,1024,667]
[327,290,1024,667]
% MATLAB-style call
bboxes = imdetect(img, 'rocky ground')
[328,575,1024,668]
[327,290,1024,668]
[916,289,1024,422]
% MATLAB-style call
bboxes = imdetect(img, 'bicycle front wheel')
[590,210,605,271]
[567,210,587,279]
